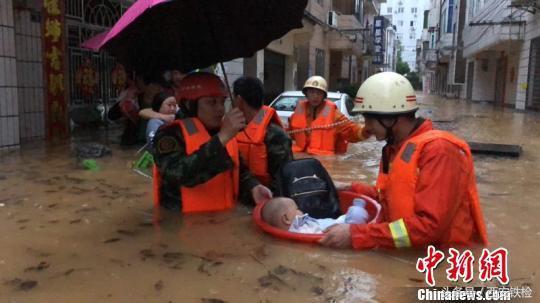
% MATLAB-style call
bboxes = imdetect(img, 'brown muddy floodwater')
[1,94,539,303]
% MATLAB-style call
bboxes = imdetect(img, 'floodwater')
[1,94,539,302]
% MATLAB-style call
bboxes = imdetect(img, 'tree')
[397,61,410,75]
[405,71,422,90]
[396,44,410,75]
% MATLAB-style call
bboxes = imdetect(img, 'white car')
[268,91,357,128]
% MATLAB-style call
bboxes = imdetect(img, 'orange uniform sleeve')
[350,139,470,249]
[351,181,378,199]
[333,111,368,143]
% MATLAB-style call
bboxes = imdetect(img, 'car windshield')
[271,96,339,112]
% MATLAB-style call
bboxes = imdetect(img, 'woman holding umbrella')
[152,72,272,212]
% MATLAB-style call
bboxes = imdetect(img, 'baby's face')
[283,198,303,221]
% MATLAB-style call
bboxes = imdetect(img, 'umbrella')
[82,0,308,75]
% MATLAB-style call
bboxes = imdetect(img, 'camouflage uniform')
[238,121,293,205]
[263,122,293,191]
[153,123,260,211]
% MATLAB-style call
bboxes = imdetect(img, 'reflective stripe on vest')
[289,100,337,155]
[236,106,282,186]
[388,218,412,248]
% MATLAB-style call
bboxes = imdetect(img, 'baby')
[261,197,369,234]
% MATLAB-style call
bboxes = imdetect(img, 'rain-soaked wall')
[14,9,45,141]
[0,0,20,151]
[470,52,497,102]
[515,13,540,110]
[505,47,520,106]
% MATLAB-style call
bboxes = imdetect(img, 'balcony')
[421,29,430,42]
[327,13,364,56]
[424,49,438,70]
[437,33,453,62]
[463,0,525,57]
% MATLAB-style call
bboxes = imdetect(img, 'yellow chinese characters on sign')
[46,46,61,71]
[48,73,64,96]
[45,19,62,43]
[44,0,60,15]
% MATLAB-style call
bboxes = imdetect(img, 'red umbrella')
[82,0,308,76]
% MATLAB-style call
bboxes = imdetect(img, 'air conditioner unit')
[328,11,338,27]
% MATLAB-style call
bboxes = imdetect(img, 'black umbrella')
[83,0,308,76]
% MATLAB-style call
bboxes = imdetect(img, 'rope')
[285,116,362,135]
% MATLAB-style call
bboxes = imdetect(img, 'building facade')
[0,0,391,150]
[381,0,427,71]
[419,0,537,110]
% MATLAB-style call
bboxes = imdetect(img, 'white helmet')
[302,76,328,97]
[353,72,418,115]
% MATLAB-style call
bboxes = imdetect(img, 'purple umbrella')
[82,0,307,76]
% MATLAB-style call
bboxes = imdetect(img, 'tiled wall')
[14,9,45,141]
[0,0,20,151]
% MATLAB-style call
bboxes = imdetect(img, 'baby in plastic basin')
[261,197,369,234]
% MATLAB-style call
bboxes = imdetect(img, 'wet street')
[1,94,539,302]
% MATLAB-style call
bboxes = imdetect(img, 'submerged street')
[1,94,539,302]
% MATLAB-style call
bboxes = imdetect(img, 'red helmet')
[176,72,227,101]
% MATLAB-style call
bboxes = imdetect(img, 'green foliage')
[397,61,410,75]
[405,71,422,90]
[395,40,410,75]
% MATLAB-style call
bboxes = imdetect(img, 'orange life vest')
[289,100,339,155]
[376,130,488,245]
[152,118,240,213]
[236,106,282,186]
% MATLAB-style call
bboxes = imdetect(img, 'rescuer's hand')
[218,108,246,144]
[319,224,352,248]
[360,127,372,139]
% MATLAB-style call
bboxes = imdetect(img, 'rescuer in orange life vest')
[288,76,370,155]
[152,72,272,212]
[320,72,489,249]
[233,76,293,198]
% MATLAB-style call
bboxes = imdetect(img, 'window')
[441,8,447,33]
[387,7,392,13]
[355,0,363,24]
[410,21,414,26]
[447,0,454,33]
[398,20,403,26]
[315,48,325,76]
[398,7,404,13]
[411,7,417,13]
[409,33,415,39]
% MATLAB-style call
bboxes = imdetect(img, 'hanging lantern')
[111,63,127,92]
[75,57,98,97]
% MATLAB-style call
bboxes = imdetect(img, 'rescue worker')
[152,72,272,212]
[233,76,293,195]
[320,72,488,249]
[289,76,369,155]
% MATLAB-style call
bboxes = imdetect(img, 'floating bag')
[277,158,341,219]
